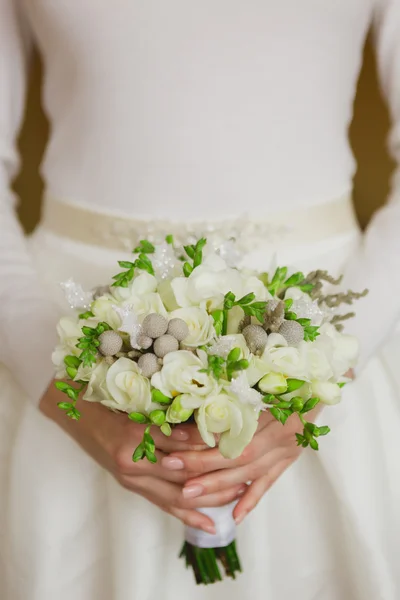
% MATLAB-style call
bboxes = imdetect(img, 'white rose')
[261,336,307,378]
[194,392,259,459]
[83,361,112,404]
[299,341,333,381]
[151,351,219,399]
[111,272,158,302]
[315,323,359,379]
[104,357,152,413]
[92,297,122,329]
[311,380,342,405]
[169,307,215,347]
[131,292,168,320]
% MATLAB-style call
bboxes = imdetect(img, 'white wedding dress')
[2,1,400,599]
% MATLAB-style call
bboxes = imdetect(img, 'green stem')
[222,309,228,336]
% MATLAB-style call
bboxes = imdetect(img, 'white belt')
[41,192,359,253]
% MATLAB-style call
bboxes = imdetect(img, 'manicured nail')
[235,511,247,525]
[171,428,190,441]
[162,457,185,470]
[182,484,204,499]
[202,524,216,535]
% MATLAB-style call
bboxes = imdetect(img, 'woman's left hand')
[162,407,321,525]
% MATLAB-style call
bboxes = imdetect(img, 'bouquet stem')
[180,540,241,584]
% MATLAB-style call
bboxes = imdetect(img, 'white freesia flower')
[111,272,158,302]
[192,392,259,459]
[169,254,270,310]
[228,372,264,409]
[261,335,307,378]
[151,351,219,399]
[169,307,215,347]
[311,380,342,405]
[83,361,112,404]
[103,357,152,413]
[315,323,359,379]
[92,297,122,330]
[258,372,288,395]
[52,315,97,378]
[299,341,333,382]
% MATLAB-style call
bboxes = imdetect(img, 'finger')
[163,420,287,475]
[136,485,217,534]
[182,483,248,509]
[233,458,293,524]
[182,447,287,497]
[142,425,208,453]
[115,446,192,483]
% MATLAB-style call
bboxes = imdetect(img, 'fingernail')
[202,524,216,535]
[182,484,204,499]
[171,428,190,441]
[235,511,247,525]
[161,457,185,470]
[237,486,247,497]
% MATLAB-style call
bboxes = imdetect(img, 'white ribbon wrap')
[184,502,237,548]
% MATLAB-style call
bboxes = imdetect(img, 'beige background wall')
[14,36,395,233]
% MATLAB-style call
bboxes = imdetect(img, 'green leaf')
[145,450,158,463]
[286,378,306,393]
[337,382,347,388]
[317,425,330,436]
[224,291,236,305]
[302,397,320,413]
[184,245,195,259]
[118,260,135,268]
[66,387,79,401]
[274,401,292,409]
[295,433,306,446]
[135,253,155,275]
[82,326,96,336]
[284,298,293,310]
[133,240,155,254]
[227,347,241,363]
[212,310,224,336]
[132,443,145,462]
[285,311,298,320]
[57,401,73,410]
[64,355,81,368]
[78,310,94,319]
[193,238,207,268]
[55,381,72,392]
[284,272,305,287]
[160,422,172,436]
[151,389,172,405]
[144,431,156,455]
[128,412,149,424]
[149,410,166,426]
[183,262,193,277]
[237,292,255,306]
[68,408,81,421]
[66,366,78,379]
[299,283,315,294]
[165,234,174,245]
[296,318,311,327]
[309,438,319,451]
[270,407,289,425]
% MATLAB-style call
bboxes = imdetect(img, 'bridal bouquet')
[53,235,366,585]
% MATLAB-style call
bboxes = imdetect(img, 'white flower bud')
[258,372,288,395]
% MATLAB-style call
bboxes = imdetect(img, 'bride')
[2,1,400,599]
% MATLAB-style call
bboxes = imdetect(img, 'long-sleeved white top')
[1,0,399,404]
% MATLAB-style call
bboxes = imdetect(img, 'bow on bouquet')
[53,236,367,585]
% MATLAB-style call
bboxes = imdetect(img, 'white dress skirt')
[2,199,400,600]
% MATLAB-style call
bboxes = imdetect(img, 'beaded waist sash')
[41,192,359,253]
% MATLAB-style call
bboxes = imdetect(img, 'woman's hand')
[39,382,246,533]
[162,407,321,525]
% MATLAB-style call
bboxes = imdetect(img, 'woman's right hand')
[39,383,246,533]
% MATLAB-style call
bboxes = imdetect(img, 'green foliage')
[223,291,267,324]
[76,321,111,367]
[183,238,207,276]
[133,240,155,254]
